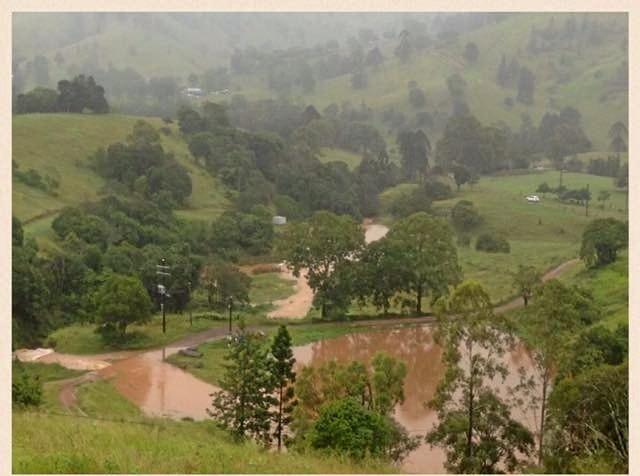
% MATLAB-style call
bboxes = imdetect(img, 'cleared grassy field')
[376,171,626,304]
[13,114,230,243]
[47,313,226,354]
[249,272,296,308]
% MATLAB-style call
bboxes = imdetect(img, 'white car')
[526,195,540,203]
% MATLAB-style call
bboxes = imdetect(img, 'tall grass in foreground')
[13,412,394,474]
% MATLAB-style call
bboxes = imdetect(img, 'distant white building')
[272,216,287,225]
[183,87,204,97]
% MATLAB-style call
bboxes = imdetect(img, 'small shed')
[272,215,287,225]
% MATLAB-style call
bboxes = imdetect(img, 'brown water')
[294,325,539,473]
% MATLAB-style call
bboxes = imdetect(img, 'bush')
[476,232,510,253]
[310,398,393,460]
[451,200,482,231]
[423,178,453,201]
[12,365,43,407]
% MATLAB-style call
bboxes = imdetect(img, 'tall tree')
[608,121,628,156]
[385,212,461,314]
[517,66,535,105]
[396,129,431,181]
[427,281,534,473]
[270,325,297,451]
[511,264,542,307]
[276,211,365,317]
[579,218,628,268]
[94,274,151,341]
[496,54,508,87]
[519,279,593,465]
[209,321,276,444]
[394,29,413,63]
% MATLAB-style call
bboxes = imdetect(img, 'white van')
[526,195,540,203]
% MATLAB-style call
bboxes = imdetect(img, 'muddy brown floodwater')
[294,325,540,473]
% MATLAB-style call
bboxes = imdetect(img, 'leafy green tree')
[12,243,50,347]
[519,279,594,465]
[451,200,482,232]
[452,164,472,191]
[15,87,59,113]
[209,322,276,444]
[396,129,431,181]
[427,281,534,473]
[386,212,461,314]
[94,274,151,340]
[511,264,541,307]
[548,362,627,473]
[56,75,108,113]
[580,218,627,267]
[563,325,627,377]
[354,239,406,314]
[270,325,297,451]
[436,115,508,174]
[371,352,407,416]
[199,261,250,309]
[276,211,364,317]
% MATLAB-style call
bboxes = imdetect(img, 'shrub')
[423,178,453,201]
[310,398,393,460]
[451,200,482,231]
[12,365,43,407]
[476,232,510,253]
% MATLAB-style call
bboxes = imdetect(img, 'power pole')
[156,258,171,334]
[228,296,234,334]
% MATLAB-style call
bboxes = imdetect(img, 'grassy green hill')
[13,113,230,246]
[237,13,626,152]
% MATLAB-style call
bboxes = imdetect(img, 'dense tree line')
[92,121,192,207]
[185,100,394,219]
[277,211,461,318]
[15,74,109,114]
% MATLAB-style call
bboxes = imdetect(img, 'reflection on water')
[294,325,538,474]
